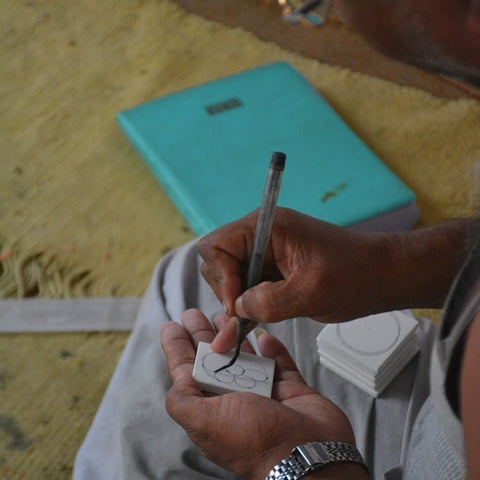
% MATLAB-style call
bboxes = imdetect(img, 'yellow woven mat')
[1,0,479,478]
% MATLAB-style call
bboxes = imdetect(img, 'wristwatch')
[265,441,369,480]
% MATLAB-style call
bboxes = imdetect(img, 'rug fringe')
[0,238,119,298]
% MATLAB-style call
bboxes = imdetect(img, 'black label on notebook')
[205,98,242,115]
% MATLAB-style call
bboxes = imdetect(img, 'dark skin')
[163,211,476,479]
[161,2,480,478]
[162,310,369,480]
[341,0,480,85]
[201,209,471,352]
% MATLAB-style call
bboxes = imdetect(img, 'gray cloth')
[401,296,480,479]
[73,239,438,479]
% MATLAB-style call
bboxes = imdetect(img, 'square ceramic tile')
[317,311,418,374]
[192,342,275,398]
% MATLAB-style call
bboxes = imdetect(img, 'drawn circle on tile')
[201,352,270,390]
[225,364,244,376]
[214,370,236,383]
[336,313,401,355]
[244,369,268,382]
[203,352,229,372]
[235,376,256,389]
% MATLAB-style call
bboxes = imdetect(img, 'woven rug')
[1,0,480,478]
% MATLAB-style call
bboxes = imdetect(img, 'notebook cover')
[117,62,417,236]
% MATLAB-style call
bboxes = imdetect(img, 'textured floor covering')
[1,1,480,478]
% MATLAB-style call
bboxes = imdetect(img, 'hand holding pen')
[214,151,286,371]
[198,177,391,346]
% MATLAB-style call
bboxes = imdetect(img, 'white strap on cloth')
[0,298,141,332]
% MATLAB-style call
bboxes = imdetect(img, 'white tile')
[318,337,418,383]
[192,342,275,398]
[319,341,418,391]
[317,311,418,374]
[319,355,381,397]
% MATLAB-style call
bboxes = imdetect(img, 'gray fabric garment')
[401,295,480,479]
[73,239,437,479]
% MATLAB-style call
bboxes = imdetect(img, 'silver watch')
[265,441,369,480]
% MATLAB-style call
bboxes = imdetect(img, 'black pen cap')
[271,151,286,170]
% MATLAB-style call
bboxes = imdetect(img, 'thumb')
[235,278,311,323]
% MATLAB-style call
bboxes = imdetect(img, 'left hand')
[161,309,358,480]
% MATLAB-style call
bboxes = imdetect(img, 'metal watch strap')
[265,441,368,480]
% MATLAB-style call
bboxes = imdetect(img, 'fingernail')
[234,296,244,316]
[254,326,267,338]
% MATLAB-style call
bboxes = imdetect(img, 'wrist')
[367,218,473,312]
[261,441,369,480]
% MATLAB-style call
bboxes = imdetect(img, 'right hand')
[200,208,472,352]
[199,207,388,328]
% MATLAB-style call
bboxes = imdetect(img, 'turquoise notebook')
[117,62,418,236]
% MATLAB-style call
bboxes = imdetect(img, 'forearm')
[368,217,477,312]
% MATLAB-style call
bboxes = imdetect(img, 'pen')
[215,151,286,373]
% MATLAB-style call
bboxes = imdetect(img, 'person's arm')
[461,295,480,479]
[373,216,475,312]
[199,208,475,352]
[161,309,370,480]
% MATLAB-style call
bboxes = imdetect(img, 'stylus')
[215,151,286,373]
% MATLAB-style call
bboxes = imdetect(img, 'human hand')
[199,208,388,351]
[161,309,367,480]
